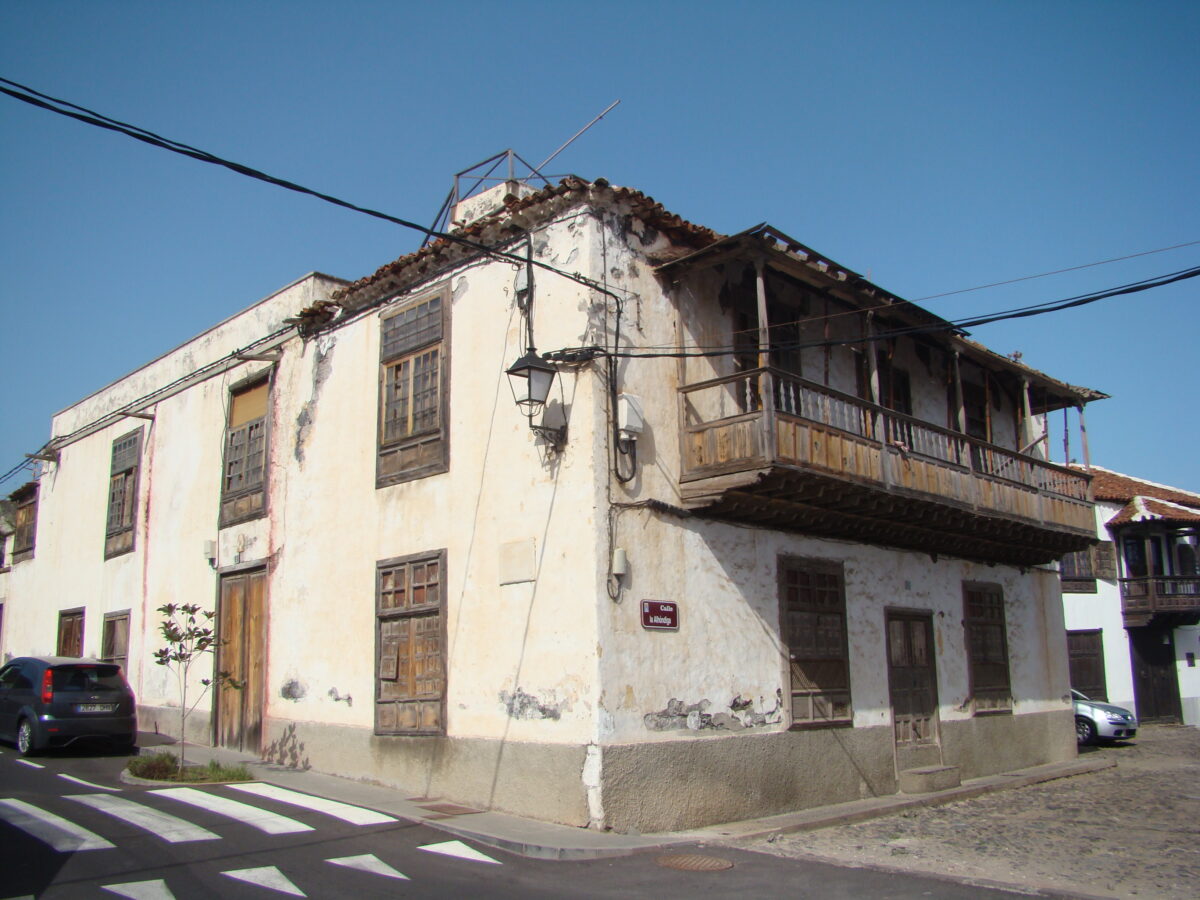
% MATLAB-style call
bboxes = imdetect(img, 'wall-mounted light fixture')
[506,348,567,449]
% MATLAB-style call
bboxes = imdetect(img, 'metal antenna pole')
[536,99,621,172]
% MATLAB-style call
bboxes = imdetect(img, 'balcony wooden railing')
[1120,576,1200,618]
[680,367,1093,534]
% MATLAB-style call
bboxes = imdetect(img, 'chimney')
[451,179,539,229]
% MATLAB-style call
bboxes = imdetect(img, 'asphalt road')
[0,739,1026,899]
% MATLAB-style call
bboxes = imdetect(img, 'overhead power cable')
[911,239,1200,302]
[0,76,620,300]
[596,263,1200,359]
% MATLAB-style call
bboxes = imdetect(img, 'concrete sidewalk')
[136,734,1112,861]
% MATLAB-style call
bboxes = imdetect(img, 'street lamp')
[506,349,558,419]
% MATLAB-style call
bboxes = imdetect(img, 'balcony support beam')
[755,260,776,465]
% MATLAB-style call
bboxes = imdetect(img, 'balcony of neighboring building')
[1115,525,1200,627]
[658,224,1105,568]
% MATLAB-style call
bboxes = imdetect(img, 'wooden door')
[887,612,941,772]
[216,570,266,751]
[1067,630,1108,700]
[1129,627,1181,723]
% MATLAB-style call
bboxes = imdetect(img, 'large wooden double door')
[1129,627,1181,723]
[216,570,266,751]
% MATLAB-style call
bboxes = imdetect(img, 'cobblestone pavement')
[744,725,1200,898]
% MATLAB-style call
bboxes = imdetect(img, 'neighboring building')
[2,175,1105,832]
[1062,467,1200,724]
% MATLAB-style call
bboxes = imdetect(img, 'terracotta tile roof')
[331,177,721,310]
[1106,496,1200,527]
[1078,466,1200,506]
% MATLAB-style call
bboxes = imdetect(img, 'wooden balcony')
[1120,577,1200,627]
[679,368,1095,566]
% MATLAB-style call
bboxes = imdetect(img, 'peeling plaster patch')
[583,744,604,828]
[294,337,335,465]
[453,276,469,302]
[500,687,563,720]
[328,687,352,706]
[644,694,782,732]
[280,680,306,701]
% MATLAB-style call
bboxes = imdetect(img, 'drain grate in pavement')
[417,802,483,816]
[656,853,734,872]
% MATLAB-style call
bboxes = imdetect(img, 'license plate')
[75,703,115,713]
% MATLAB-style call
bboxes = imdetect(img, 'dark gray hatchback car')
[0,656,137,755]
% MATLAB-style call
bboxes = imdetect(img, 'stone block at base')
[898,765,961,794]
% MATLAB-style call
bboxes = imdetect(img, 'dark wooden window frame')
[778,556,853,729]
[963,582,1012,715]
[57,607,85,657]
[220,372,272,528]
[1060,542,1116,593]
[11,482,38,563]
[375,550,447,736]
[105,429,143,559]
[377,288,450,488]
[101,609,131,673]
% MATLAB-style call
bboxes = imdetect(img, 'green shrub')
[127,751,252,783]
[127,751,180,780]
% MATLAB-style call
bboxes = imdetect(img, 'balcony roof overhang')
[655,223,1108,414]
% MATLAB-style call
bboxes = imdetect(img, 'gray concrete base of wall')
[261,718,592,827]
[135,706,1076,834]
[599,708,1076,833]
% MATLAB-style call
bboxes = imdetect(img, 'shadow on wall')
[263,722,311,771]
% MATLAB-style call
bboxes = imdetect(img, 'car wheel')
[16,719,37,756]
[1076,716,1097,746]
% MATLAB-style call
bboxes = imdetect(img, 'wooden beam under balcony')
[678,367,1095,566]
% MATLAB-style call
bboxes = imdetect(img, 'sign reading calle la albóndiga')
[641,600,679,630]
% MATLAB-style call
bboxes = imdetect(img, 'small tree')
[153,603,240,775]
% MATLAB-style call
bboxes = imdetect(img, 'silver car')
[1072,689,1137,745]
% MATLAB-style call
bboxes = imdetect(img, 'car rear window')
[51,665,126,692]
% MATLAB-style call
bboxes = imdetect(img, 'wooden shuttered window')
[101,611,131,673]
[376,552,446,735]
[11,482,38,563]
[378,292,448,486]
[105,429,142,558]
[221,379,270,526]
[780,558,852,727]
[57,609,84,657]
[964,583,1012,713]
[1060,541,1117,593]
[1067,629,1107,701]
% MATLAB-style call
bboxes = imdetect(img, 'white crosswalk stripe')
[419,839,502,864]
[59,773,119,791]
[222,866,306,897]
[101,879,177,899]
[68,793,220,843]
[326,853,409,880]
[0,798,114,851]
[227,783,397,825]
[151,787,313,835]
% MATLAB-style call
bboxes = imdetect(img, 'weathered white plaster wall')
[1175,624,1200,725]
[1061,500,1138,713]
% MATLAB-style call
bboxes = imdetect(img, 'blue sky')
[2,2,1197,492]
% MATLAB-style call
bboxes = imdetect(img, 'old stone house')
[1,176,1104,831]
[1062,466,1200,724]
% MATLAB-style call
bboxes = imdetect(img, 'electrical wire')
[0,76,622,302]
[593,263,1200,360]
